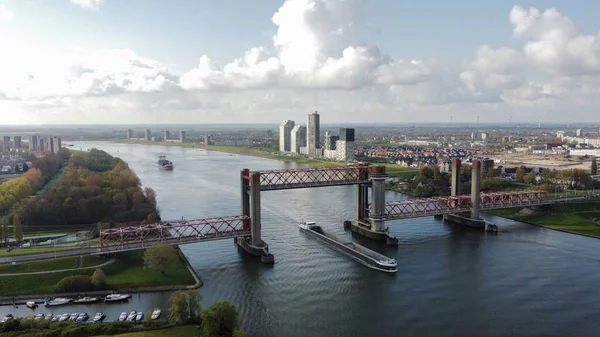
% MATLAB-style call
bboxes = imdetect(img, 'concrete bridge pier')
[237,170,274,263]
[348,165,398,245]
[444,159,486,228]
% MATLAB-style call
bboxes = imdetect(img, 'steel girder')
[255,166,371,191]
[371,190,550,221]
[99,215,250,253]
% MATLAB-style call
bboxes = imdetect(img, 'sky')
[1,0,600,125]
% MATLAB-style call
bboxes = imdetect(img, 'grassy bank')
[120,140,419,178]
[96,325,201,337]
[485,201,600,237]
[0,249,195,297]
[0,256,103,275]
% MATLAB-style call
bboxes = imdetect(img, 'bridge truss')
[98,215,250,253]
[370,190,550,221]
[255,166,370,191]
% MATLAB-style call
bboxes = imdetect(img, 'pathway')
[0,258,115,277]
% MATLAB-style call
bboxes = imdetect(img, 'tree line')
[0,148,160,244]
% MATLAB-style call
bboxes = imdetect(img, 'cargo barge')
[299,222,397,273]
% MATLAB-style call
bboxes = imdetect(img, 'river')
[4,141,600,336]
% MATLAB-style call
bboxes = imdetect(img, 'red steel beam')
[254,165,370,191]
[99,215,250,253]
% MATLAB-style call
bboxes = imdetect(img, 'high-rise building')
[324,132,339,150]
[279,120,295,152]
[52,136,61,153]
[576,128,583,137]
[164,130,170,141]
[290,125,306,153]
[28,135,38,151]
[145,129,152,141]
[2,136,9,150]
[307,111,320,155]
[13,136,22,150]
[180,130,187,143]
[338,128,355,142]
[480,132,488,140]
[126,129,133,139]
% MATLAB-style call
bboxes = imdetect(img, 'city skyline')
[2,1,600,124]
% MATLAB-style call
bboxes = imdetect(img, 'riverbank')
[117,139,418,178]
[485,200,600,238]
[0,247,199,299]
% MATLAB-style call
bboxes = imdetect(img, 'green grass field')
[485,201,600,238]
[0,249,195,296]
[95,326,202,337]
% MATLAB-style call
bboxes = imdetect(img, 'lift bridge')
[99,160,558,258]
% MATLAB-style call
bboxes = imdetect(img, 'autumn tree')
[201,301,240,337]
[515,167,526,182]
[168,291,189,324]
[91,268,106,288]
[22,168,44,191]
[188,289,203,323]
[13,214,23,244]
[143,244,178,276]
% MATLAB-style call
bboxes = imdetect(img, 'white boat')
[134,311,144,322]
[26,301,37,309]
[118,312,127,321]
[1,314,13,323]
[73,296,100,304]
[104,294,131,302]
[93,312,105,323]
[45,298,73,306]
[33,314,45,320]
[151,308,161,320]
[126,311,136,321]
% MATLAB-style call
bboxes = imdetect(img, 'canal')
[4,141,600,336]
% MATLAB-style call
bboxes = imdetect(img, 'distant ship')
[158,155,173,170]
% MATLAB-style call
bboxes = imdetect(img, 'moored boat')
[93,312,105,323]
[151,308,161,320]
[73,296,100,304]
[118,312,127,321]
[134,311,144,322]
[45,298,73,306]
[0,314,13,323]
[26,301,37,309]
[104,293,131,302]
[299,221,398,273]
[126,311,136,321]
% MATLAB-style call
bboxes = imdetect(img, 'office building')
[324,132,339,151]
[28,135,38,151]
[323,128,355,161]
[307,111,320,155]
[180,130,187,143]
[52,137,61,153]
[290,125,306,153]
[13,136,22,150]
[126,129,133,139]
[480,132,488,140]
[145,129,152,141]
[339,128,355,142]
[576,128,583,137]
[279,120,295,152]
[2,136,9,150]
[164,130,170,141]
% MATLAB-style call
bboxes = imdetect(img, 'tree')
[201,301,239,337]
[91,268,106,288]
[516,167,526,182]
[524,171,537,185]
[0,216,9,245]
[13,214,23,244]
[168,291,189,324]
[188,289,203,323]
[592,158,598,175]
[22,162,29,172]
[143,244,178,276]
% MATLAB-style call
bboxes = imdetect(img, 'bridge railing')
[99,215,250,250]
[370,190,550,221]
[254,165,370,191]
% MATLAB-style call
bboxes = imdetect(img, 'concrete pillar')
[355,184,369,221]
[471,160,481,219]
[240,169,250,231]
[249,172,262,246]
[369,165,387,232]
[451,159,462,196]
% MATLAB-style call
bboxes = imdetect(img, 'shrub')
[54,275,94,292]
[91,268,106,288]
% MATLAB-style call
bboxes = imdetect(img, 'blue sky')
[1,0,600,124]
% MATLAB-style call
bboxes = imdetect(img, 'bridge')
[97,159,566,260]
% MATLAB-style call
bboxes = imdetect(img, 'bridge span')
[95,160,568,260]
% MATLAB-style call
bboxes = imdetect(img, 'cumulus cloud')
[0,4,13,22]
[70,0,104,10]
[2,1,600,123]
